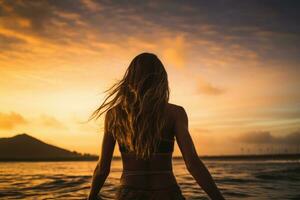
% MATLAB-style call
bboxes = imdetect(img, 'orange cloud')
[161,35,187,69]
[39,114,66,129]
[197,78,225,95]
[0,112,27,130]
[80,0,102,12]
[237,130,300,146]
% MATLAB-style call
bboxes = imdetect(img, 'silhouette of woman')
[87,53,225,200]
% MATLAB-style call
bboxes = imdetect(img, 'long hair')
[89,52,170,159]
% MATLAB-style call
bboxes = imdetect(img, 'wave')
[254,166,300,181]
[1,161,300,199]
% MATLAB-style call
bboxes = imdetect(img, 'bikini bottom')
[114,183,186,200]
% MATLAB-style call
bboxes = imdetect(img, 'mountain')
[0,133,98,161]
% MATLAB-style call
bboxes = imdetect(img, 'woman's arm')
[88,111,116,200]
[174,106,225,200]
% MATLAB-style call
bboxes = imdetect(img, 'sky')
[0,0,300,156]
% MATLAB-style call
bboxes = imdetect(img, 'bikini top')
[118,137,175,154]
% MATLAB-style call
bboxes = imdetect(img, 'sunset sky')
[0,0,299,156]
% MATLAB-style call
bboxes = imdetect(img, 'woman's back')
[117,103,178,189]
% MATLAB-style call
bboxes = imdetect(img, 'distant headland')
[0,133,98,161]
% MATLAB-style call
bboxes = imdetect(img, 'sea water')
[0,158,299,199]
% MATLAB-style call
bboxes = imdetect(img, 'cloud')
[0,112,27,130]
[39,114,66,129]
[197,78,225,95]
[161,35,187,69]
[191,127,211,133]
[0,0,54,33]
[80,0,102,12]
[238,131,273,144]
[0,34,26,50]
[0,112,66,130]
[237,130,300,146]
[0,0,299,70]
[283,132,300,145]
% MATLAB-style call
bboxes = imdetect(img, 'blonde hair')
[89,53,170,159]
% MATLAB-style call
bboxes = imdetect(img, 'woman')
[88,53,225,200]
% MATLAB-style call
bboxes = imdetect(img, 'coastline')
[1,153,299,162]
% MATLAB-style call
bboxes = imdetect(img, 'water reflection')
[0,159,299,199]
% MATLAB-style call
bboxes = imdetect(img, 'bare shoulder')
[167,103,187,121]
[167,102,182,111]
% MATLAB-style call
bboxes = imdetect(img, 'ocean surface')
[0,158,299,200]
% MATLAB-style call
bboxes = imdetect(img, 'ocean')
[0,158,299,200]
